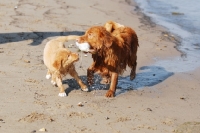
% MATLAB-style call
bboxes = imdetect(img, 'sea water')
[134,0,200,72]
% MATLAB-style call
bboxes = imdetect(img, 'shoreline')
[0,0,200,133]
[133,0,183,58]
[133,0,200,73]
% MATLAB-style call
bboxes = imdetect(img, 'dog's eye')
[88,33,92,38]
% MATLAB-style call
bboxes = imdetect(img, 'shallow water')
[64,66,173,96]
[135,0,200,72]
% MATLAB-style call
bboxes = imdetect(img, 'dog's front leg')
[87,68,94,86]
[105,72,118,97]
[87,62,95,86]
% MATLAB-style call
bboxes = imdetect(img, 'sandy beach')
[0,0,200,133]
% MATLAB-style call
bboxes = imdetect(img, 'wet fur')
[77,21,139,97]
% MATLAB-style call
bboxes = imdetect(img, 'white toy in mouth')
[76,42,90,52]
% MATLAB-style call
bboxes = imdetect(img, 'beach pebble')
[77,102,83,107]
[147,108,152,111]
[39,128,46,132]
[49,118,54,122]
[24,60,30,63]
[180,97,186,100]
[0,119,5,123]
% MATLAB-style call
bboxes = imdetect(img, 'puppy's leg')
[105,72,118,97]
[46,69,51,79]
[69,66,88,92]
[51,74,57,86]
[55,75,66,97]
[46,70,57,86]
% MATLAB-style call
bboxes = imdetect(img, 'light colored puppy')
[43,35,88,97]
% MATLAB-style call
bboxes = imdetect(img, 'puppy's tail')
[55,35,80,43]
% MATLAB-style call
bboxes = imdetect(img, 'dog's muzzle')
[76,42,90,52]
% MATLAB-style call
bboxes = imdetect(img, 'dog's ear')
[101,29,113,48]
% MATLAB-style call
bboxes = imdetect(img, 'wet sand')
[0,0,200,133]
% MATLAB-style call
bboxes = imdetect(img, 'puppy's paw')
[51,80,56,86]
[81,88,89,92]
[46,74,51,79]
[58,92,67,97]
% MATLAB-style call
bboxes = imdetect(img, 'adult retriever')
[43,35,88,97]
[76,21,139,97]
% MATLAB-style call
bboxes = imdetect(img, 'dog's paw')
[105,90,115,97]
[46,74,51,79]
[51,80,56,85]
[58,92,66,97]
[81,88,89,92]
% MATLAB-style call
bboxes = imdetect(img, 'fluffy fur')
[43,35,88,97]
[76,21,139,97]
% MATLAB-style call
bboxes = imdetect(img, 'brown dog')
[76,21,139,97]
[43,35,88,97]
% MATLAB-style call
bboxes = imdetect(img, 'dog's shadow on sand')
[63,66,174,96]
[0,31,85,46]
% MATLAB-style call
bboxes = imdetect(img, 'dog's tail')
[104,21,124,32]
[55,35,80,42]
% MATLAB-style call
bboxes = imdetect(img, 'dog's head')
[53,50,79,70]
[76,26,113,54]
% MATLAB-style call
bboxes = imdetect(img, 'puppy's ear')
[53,57,62,70]
[53,51,69,70]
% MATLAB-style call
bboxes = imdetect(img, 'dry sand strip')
[0,0,200,133]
